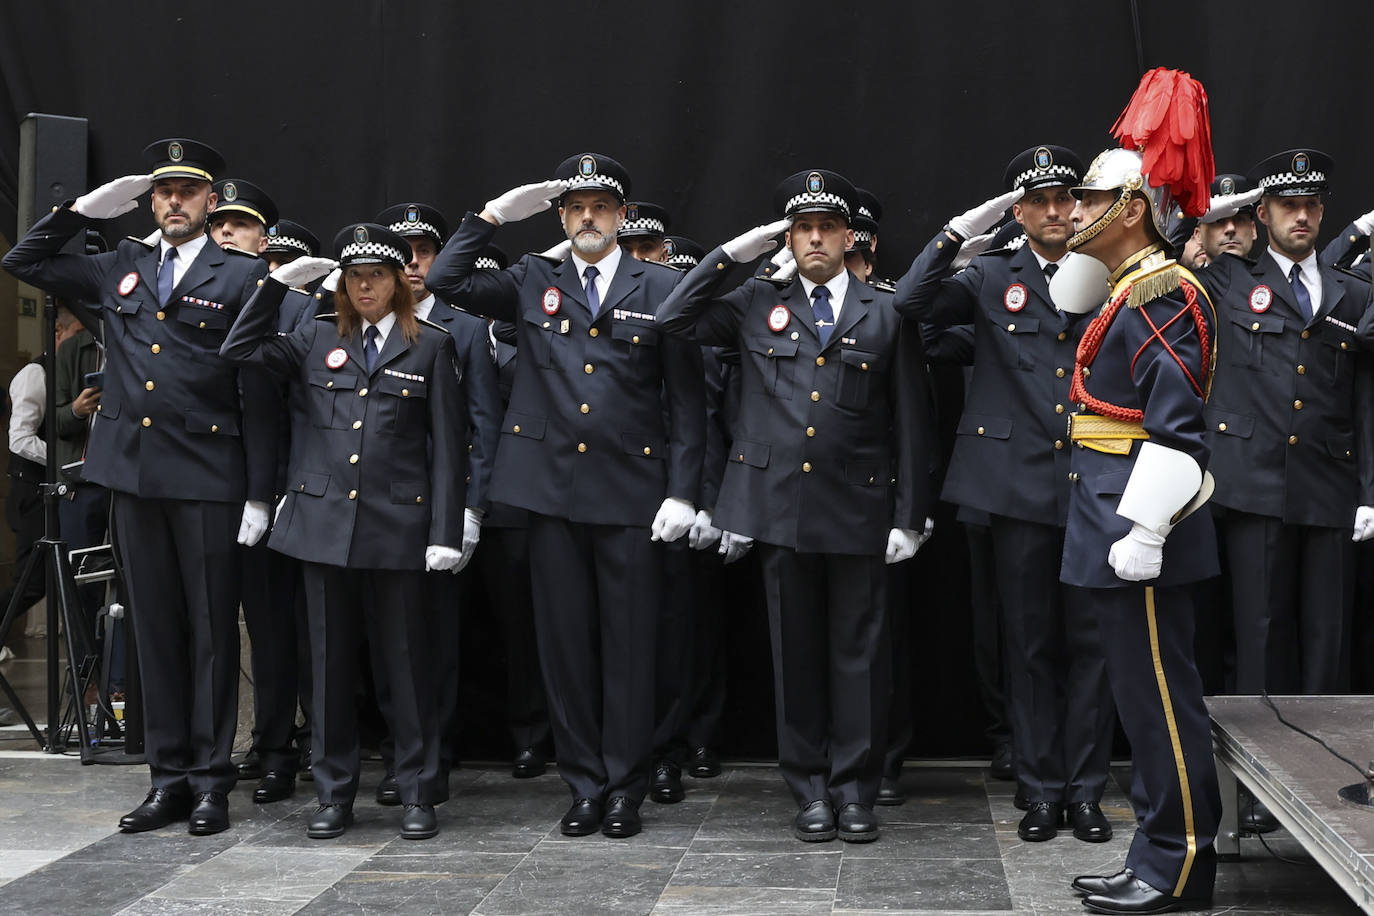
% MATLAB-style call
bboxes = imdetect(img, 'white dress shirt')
[799,268,851,327]
[7,363,46,464]
[570,243,622,305]
[363,310,398,353]
[159,233,209,289]
[413,293,436,323]
[1266,246,1323,316]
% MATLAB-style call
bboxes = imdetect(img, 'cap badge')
[1004,283,1027,312]
[405,205,419,223]
[768,304,790,332]
[222,182,238,202]
[168,142,183,162]
[325,347,349,369]
[1035,147,1053,170]
[268,225,279,236]
[1249,285,1272,313]
[542,287,561,315]
[663,238,675,256]
[1220,176,1235,195]
[1293,152,1310,175]
[353,226,368,244]
[118,271,139,296]
[579,155,596,178]
[807,172,824,194]
[627,204,638,220]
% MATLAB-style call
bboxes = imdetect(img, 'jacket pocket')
[746,336,797,399]
[730,438,770,469]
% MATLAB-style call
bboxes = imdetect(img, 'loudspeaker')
[18,113,87,251]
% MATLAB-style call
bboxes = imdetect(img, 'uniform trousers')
[301,562,439,806]
[111,493,241,795]
[1224,511,1352,694]
[1068,583,1220,901]
[240,542,309,772]
[963,521,1010,749]
[757,544,889,809]
[527,514,659,804]
[684,547,727,752]
[991,515,1113,804]
[475,526,549,753]
[653,541,693,766]
[881,561,914,781]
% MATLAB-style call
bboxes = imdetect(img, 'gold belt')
[1067,413,1149,455]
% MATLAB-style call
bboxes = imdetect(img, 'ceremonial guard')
[426,153,705,839]
[1050,68,1222,913]
[2,139,274,835]
[220,224,467,841]
[658,169,933,844]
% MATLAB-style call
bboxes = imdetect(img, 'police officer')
[264,220,329,332]
[1187,174,1261,268]
[221,223,466,841]
[658,169,933,844]
[1320,205,1374,280]
[209,178,278,255]
[426,153,705,839]
[2,138,274,835]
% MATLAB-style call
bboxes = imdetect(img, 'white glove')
[722,219,792,263]
[457,507,483,571]
[771,247,798,281]
[1202,188,1263,224]
[650,497,696,543]
[718,531,754,564]
[916,517,935,549]
[321,267,341,293]
[885,527,920,565]
[270,256,338,288]
[425,544,463,572]
[947,188,1024,241]
[73,174,153,220]
[1354,209,1374,237]
[688,509,722,550]
[273,495,286,525]
[538,238,573,260]
[237,500,270,547]
[951,231,997,270]
[1108,523,1166,581]
[1354,506,1374,542]
[484,179,568,225]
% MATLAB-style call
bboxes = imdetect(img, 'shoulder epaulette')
[1121,258,1182,309]
[124,235,156,250]
[313,312,337,321]
[223,246,259,258]
[868,278,897,293]
[754,274,792,289]
[417,316,449,333]
[530,252,564,265]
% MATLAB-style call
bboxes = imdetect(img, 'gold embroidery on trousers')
[1145,586,1197,897]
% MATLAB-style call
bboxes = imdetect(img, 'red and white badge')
[117,272,139,296]
[542,287,561,315]
[325,347,349,369]
[1249,285,1272,313]
[1003,283,1027,312]
[768,305,790,332]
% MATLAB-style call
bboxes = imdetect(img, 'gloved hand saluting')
[484,180,569,225]
[270,256,339,288]
[538,238,573,261]
[946,188,1024,241]
[73,174,154,220]
[722,219,792,263]
[1202,187,1262,223]
[650,497,696,543]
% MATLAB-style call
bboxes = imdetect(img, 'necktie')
[1289,263,1312,319]
[157,246,178,305]
[1044,262,1059,281]
[811,285,834,346]
[584,265,601,318]
[364,325,380,372]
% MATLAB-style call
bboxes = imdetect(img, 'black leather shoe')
[560,798,603,836]
[1013,786,1030,811]
[793,800,836,842]
[235,749,265,781]
[601,796,641,838]
[1240,798,1280,834]
[1074,868,1135,897]
[1017,801,1061,841]
[253,770,296,804]
[401,803,438,840]
[119,789,192,832]
[298,747,313,782]
[307,804,353,839]
[512,747,546,779]
[188,792,229,835]
[688,746,721,778]
[990,742,1015,781]
[836,803,879,842]
[375,771,401,806]
[875,776,905,806]
[1068,801,1113,842]
[1083,876,1200,914]
[650,761,684,804]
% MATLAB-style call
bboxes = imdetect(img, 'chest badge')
[542,287,561,315]
[117,272,139,296]
[1003,283,1027,312]
[768,305,790,332]
[1249,285,1272,313]
[325,347,349,369]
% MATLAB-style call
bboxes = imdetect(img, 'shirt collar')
[1267,246,1318,283]
[160,233,208,264]
[1029,248,1065,272]
[570,243,622,286]
[413,293,436,322]
[363,310,397,346]
[798,266,850,305]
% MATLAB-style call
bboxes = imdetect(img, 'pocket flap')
[184,409,240,436]
[1093,469,1131,496]
[612,323,658,346]
[621,432,666,458]
[504,411,546,441]
[1229,313,1285,335]
[845,461,890,486]
[376,374,428,398]
[1327,435,1355,460]
[1207,408,1255,439]
[176,306,229,330]
[730,438,770,468]
[1002,317,1041,334]
[292,471,329,497]
[840,348,880,370]
[390,481,430,504]
[309,370,357,391]
[956,414,1013,440]
[748,336,799,359]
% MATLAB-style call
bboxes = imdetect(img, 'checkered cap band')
[666,253,700,268]
[339,240,409,266]
[619,217,666,235]
[266,235,313,255]
[474,257,501,270]
[1012,163,1079,189]
[1259,171,1327,191]
[388,220,442,239]
[566,175,626,198]
[784,191,850,217]
[853,229,873,246]
[858,205,874,219]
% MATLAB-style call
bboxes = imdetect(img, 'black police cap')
[848,216,879,253]
[265,219,321,258]
[375,203,449,248]
[855,188,883,224]
[619,201,671,239]
[332,223,412,269]
[555,152,631,203]
[475,245,509,270]
[211,178,278,229]
[143,137,225,183]
[1003,145,1084,192]
[773,169,858,220]
[1249,148,1333,197]
[664,236,705,270]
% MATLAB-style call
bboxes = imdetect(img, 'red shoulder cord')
[1070,278,1210,422]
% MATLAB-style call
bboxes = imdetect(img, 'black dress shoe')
[307,804,353,839]
[650,761,684,804]
[253,770,296,804]
[188,792,229,835]
[1240,797,1280,834]
[1013,786,1030,811]
[512,747,546,779]
[601,796,641,838]
[560,798,603,836]
[1068,801,1113,842]
[875,776,905,806]
[990,742,1015,781]
[1083,876,1201,914]
[375,771,401,806]
[1017,801,1061,841]
[793,800,836,842]
[298,747,313,782]
[836,803,879,842]
[235,749,265,781]
[119,788,192,832]
[688,746,721,778]
[401,804,438,840]
[1073,868,1135,897]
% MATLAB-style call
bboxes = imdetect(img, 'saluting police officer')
[265,220,328,332]
[658,169,934,844]
[426,154,706,839]
[2,139,275,835]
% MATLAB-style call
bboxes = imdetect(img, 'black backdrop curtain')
[1,1,1370,758]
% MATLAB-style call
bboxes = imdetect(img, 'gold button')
[513,424,521,433]
[1342,341,1349,350]
[1083,368,1090,378]
[298,484,305,492]
[156,311,165,320]
[936,240,944,249]
[1055,368,1065,378]
[802,462,812,472]
[584,363,594,374]
[716,262,725,270]
[1252,322,1261,331]
[416,496,423,504]
[359,387,368,397]
[199,321,206,329]
[1294,400,1303,409]
[352,420,362,429]
[643,447,652,455]
[402,388,409,397]
[1069,472,1079,482]
[257,278,264,287]
[1057,331,1067,341]
[810,390,820,402]
[632,335,640,344]
[806,426,815,437]
[577,442,587,453]
[580,404,590,414]
[1007,323,1016,332]
[589,327,599,337]
[150,343,161,354]
[1352,234,1359,242]
[96,405,101,412]
[145,380,155,391]
[1055,404,1064,415]
[315,292,323,300]
[1301,330,1310,339]
[348,489,357,500]
[791,331,800,341]
[815,356,825,366]
[1054,440,1063,450]
[543,321,551,329]
[1218,422,1228,432]
[977,426,986,435]
[861,362,869,370]
[1297,365,1306,375]
[326,380,334,389]
[349,454,359,464]
[141,417,151,427]
[211,424,218,433]
[1289,435,1299,445]
[768,347,775,355]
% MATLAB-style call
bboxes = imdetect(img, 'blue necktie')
[584,265,601,318]
[157,246,177,305]
[1289,263,1312,319]
[811,285,834,346]
[364,325,380,372]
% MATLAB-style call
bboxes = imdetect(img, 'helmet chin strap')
[1067,186,1131,251]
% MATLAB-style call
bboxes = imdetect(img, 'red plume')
[1110,67,1216,217]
